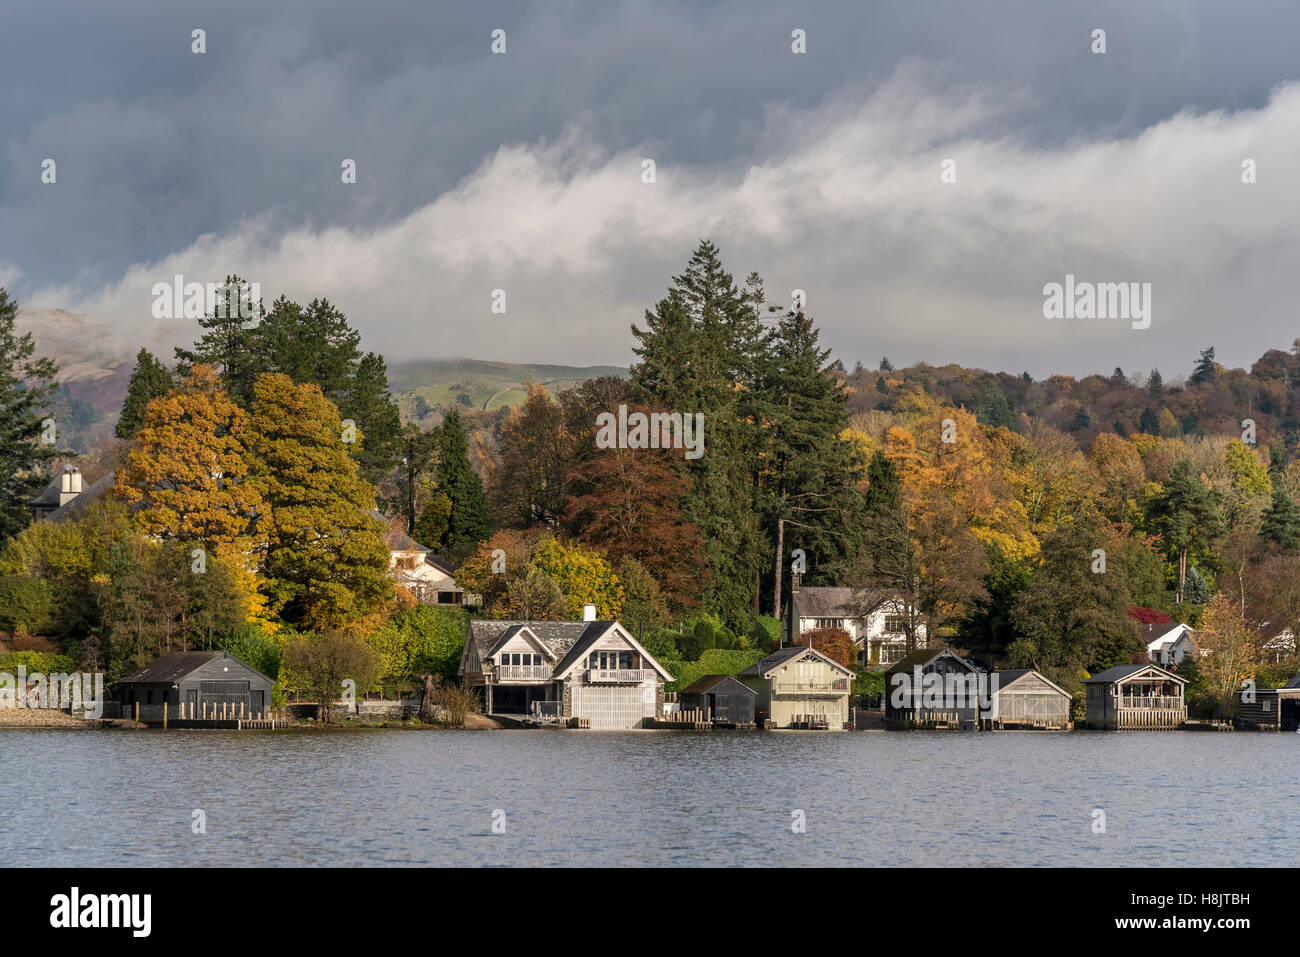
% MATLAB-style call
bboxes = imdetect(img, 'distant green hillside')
[387,358,629,418]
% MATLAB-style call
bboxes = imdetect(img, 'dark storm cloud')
[1,1,1297,375]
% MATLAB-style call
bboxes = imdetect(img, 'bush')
[0,650,76,674]
[748,615,780,648]
[214,624,282,681]
[665,648,765,693]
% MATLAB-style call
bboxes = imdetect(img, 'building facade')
[740,645,854,729]
[458,612,673,729]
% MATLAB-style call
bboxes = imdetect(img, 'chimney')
[59,466,82,506]
[582,604,597,622]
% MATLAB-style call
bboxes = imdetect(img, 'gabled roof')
[464,619,591,664]
[1085,663,1185,686]
[28,473,66,507]
[790,585,906,620]
[369,510,430,553]
[425,554,457,576]
[740,644,854,678]
[485,625,558,661]
[680,674,753,696]
[1145,623,1194,652]
[991,669,1071,698]
[117,650,269,684]
[884,646,976,676]
[49,472,116,523]
[1282,672,1300,690]
[550,621,674,681]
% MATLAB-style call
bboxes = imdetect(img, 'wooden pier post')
[163,702,168,729]
[134,701,139,725]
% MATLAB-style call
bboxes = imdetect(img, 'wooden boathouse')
[984,670,1072,729]
[1084,663,1186,729]
[1236,672,1300,731]
[678,674,756,726]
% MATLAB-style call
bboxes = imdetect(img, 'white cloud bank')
[27,71,1300,377]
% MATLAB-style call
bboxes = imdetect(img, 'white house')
[375,513,473,605]
[458,606,674,729]
[784,582,927,668]
[1143,623,1201,667]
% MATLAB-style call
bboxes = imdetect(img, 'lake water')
[3,728,1296,866]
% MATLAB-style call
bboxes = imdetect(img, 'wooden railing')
[1119,695,1183,710]
[587,669,651,684]
[496,665,552,680]
[774,680,850,694]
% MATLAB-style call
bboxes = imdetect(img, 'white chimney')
[59,466,82,506]
[60,467,72,495]
[70,467,82,494]
[582,604,597,622]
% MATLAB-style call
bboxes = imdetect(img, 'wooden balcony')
[495,665,553,681]
[1119,695,1183,710]
[773,680,850,696]
[586,668,652,684]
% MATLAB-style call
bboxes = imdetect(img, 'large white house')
[375,514,473,606]
[458,607,674,728]
[783,582,927,668]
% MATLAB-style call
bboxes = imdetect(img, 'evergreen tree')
[1110,367,1126,384]
[879,356,894,371]
[757,307,864,616]
[1145,459,1224,603]
[435,407,490,558]
[1260,486,1300,552]
[115,348,175,439]
[342,351,402,484]
[1147,368,1164,399]
[0,288,59,543]
[173,275,262,405]
[1189,347,1217,385]
[254,296,360,402]
[247,373,390,628]
[1069,406,1091,431]
[1138,407,1160,435]
[629,240,766,624]
[979,382,1014,428]
[413,492,452,551]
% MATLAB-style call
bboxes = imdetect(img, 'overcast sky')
[2,1,1297,377]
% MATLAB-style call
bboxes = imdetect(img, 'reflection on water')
[2,729,1296,866]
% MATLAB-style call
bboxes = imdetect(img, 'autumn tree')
[1196,594,1264,716]
[117,365,266,551]
[489,383,575,529]
[283,629,382,724]
[247,373,391,628]
[798,626,854,669]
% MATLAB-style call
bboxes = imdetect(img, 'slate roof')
[550,621,624,677]
[465,619,592,661]
[1282,672,1300,690]
[368,510,430,552]
[29,473,66,507]
[49,472,116,523]
[117,650,266,684]
[884,646,976,676]
[790,586,900,619]
[1085,663,1184,685]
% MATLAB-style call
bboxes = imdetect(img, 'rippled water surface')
[2,728,1296,866]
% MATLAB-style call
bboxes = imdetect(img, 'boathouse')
[678,674,755,725]
[739,645,854,729]
[1084,663,1186,729]
[1236,672,1300,731]
[458,606,673,729]
[116,650,274,722]
[884,647,985,728]
[985,670,1072,729]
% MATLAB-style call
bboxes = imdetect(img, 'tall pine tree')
[435,407,490,559]
[115,348,175,439]
[630,241,766,625]
[0,287,59,543]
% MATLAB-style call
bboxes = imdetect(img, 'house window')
[884,616,906,634]
[619,652,632,669]
[396,556,417,570]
